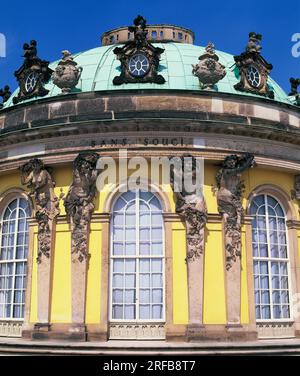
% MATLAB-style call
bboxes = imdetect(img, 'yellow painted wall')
[172,222,189,324]
[50,223,72,323]
[0,161,298,329]
[203,222,226,324]
[85,224,102,324]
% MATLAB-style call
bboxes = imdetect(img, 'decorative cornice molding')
[286,219,300,230]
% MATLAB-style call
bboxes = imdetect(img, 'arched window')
[0,197,31,320]
[250,194,291,320]
[110,190,164,322]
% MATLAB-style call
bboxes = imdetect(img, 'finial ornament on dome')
[52,50,83,94]
[112,16,165,85]
[13,40,53,104]
[289,78,300,106]
[192,42,226,90]
[234,32,274,99]
[0,85,11,108]
[246,32,262,54]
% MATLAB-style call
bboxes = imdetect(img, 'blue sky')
[0,0,299,93]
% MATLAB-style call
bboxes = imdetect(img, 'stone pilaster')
[64,152,99,341]
[34,221,56,334]
[20,158,60,339]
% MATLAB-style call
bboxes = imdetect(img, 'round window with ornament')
[128,53,150,77]
[25,71,39,93]
[246,65,261,88]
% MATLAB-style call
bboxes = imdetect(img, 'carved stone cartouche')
[20,158,60,263]
[215,153,255,270]
[192,42,226,90]
[13,40,53,104]
[234,32,274,99]
[52,51,83,94]
[113,15,165,85]
[170,155,207,261]
[64,152,99,262]
[0,85,11,108]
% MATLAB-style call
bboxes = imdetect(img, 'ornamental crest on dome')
[13,40,53,104]
[192,42,226,90]
[234,32,274,99]
[113,15,165,85]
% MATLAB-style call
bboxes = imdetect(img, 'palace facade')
[0,16,300,350]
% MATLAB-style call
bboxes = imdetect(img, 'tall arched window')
[0,197,31,320]
[110,190,165,322]
[250,194,291,320]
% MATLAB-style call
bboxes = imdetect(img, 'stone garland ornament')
[0,85,11,108]
[52,51,83,94]
[170,155,207,261]
[192,42,226,90]
[215,153,255,270]
[20,159,60,263]
[289,78,300,106]
[64,152,99,262]
[113,15,165,85]
[234,32,274,99]
[13,40,53,104]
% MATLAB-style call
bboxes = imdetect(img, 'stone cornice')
[286,219,300,230]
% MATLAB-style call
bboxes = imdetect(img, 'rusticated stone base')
[25,323,88,341]
[185,324,258,342]
[186,324,206,341]
[225,324,257,341]
[165,324,187,342]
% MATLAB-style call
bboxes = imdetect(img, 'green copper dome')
[3,42,293,108]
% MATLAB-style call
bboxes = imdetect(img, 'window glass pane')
[111,191,164,321]
[140,259,150,273]
[125,228,135,241]
[139,305,150,319]
[125,214,135,226]
[113,259,124,273]
[125,259,135,273]
[113,289,123,303]
[125,290,135,303]
[114,197,126,211]
[250,194,290,321]
[140,213,150,227]
[113,213,123,226]
[124,305,135,319]
[139,228,150,241]
[139,274,150,288]
[140,242,150,255]
[125,274,135,288]
[152,289,163,303]
[125,242,135,255]
[113,243,123,256]
[149,197,162,211]
[140,289,150,303]
[113,305,123,319]
[0,198,30,319]
[152,305,162,319]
